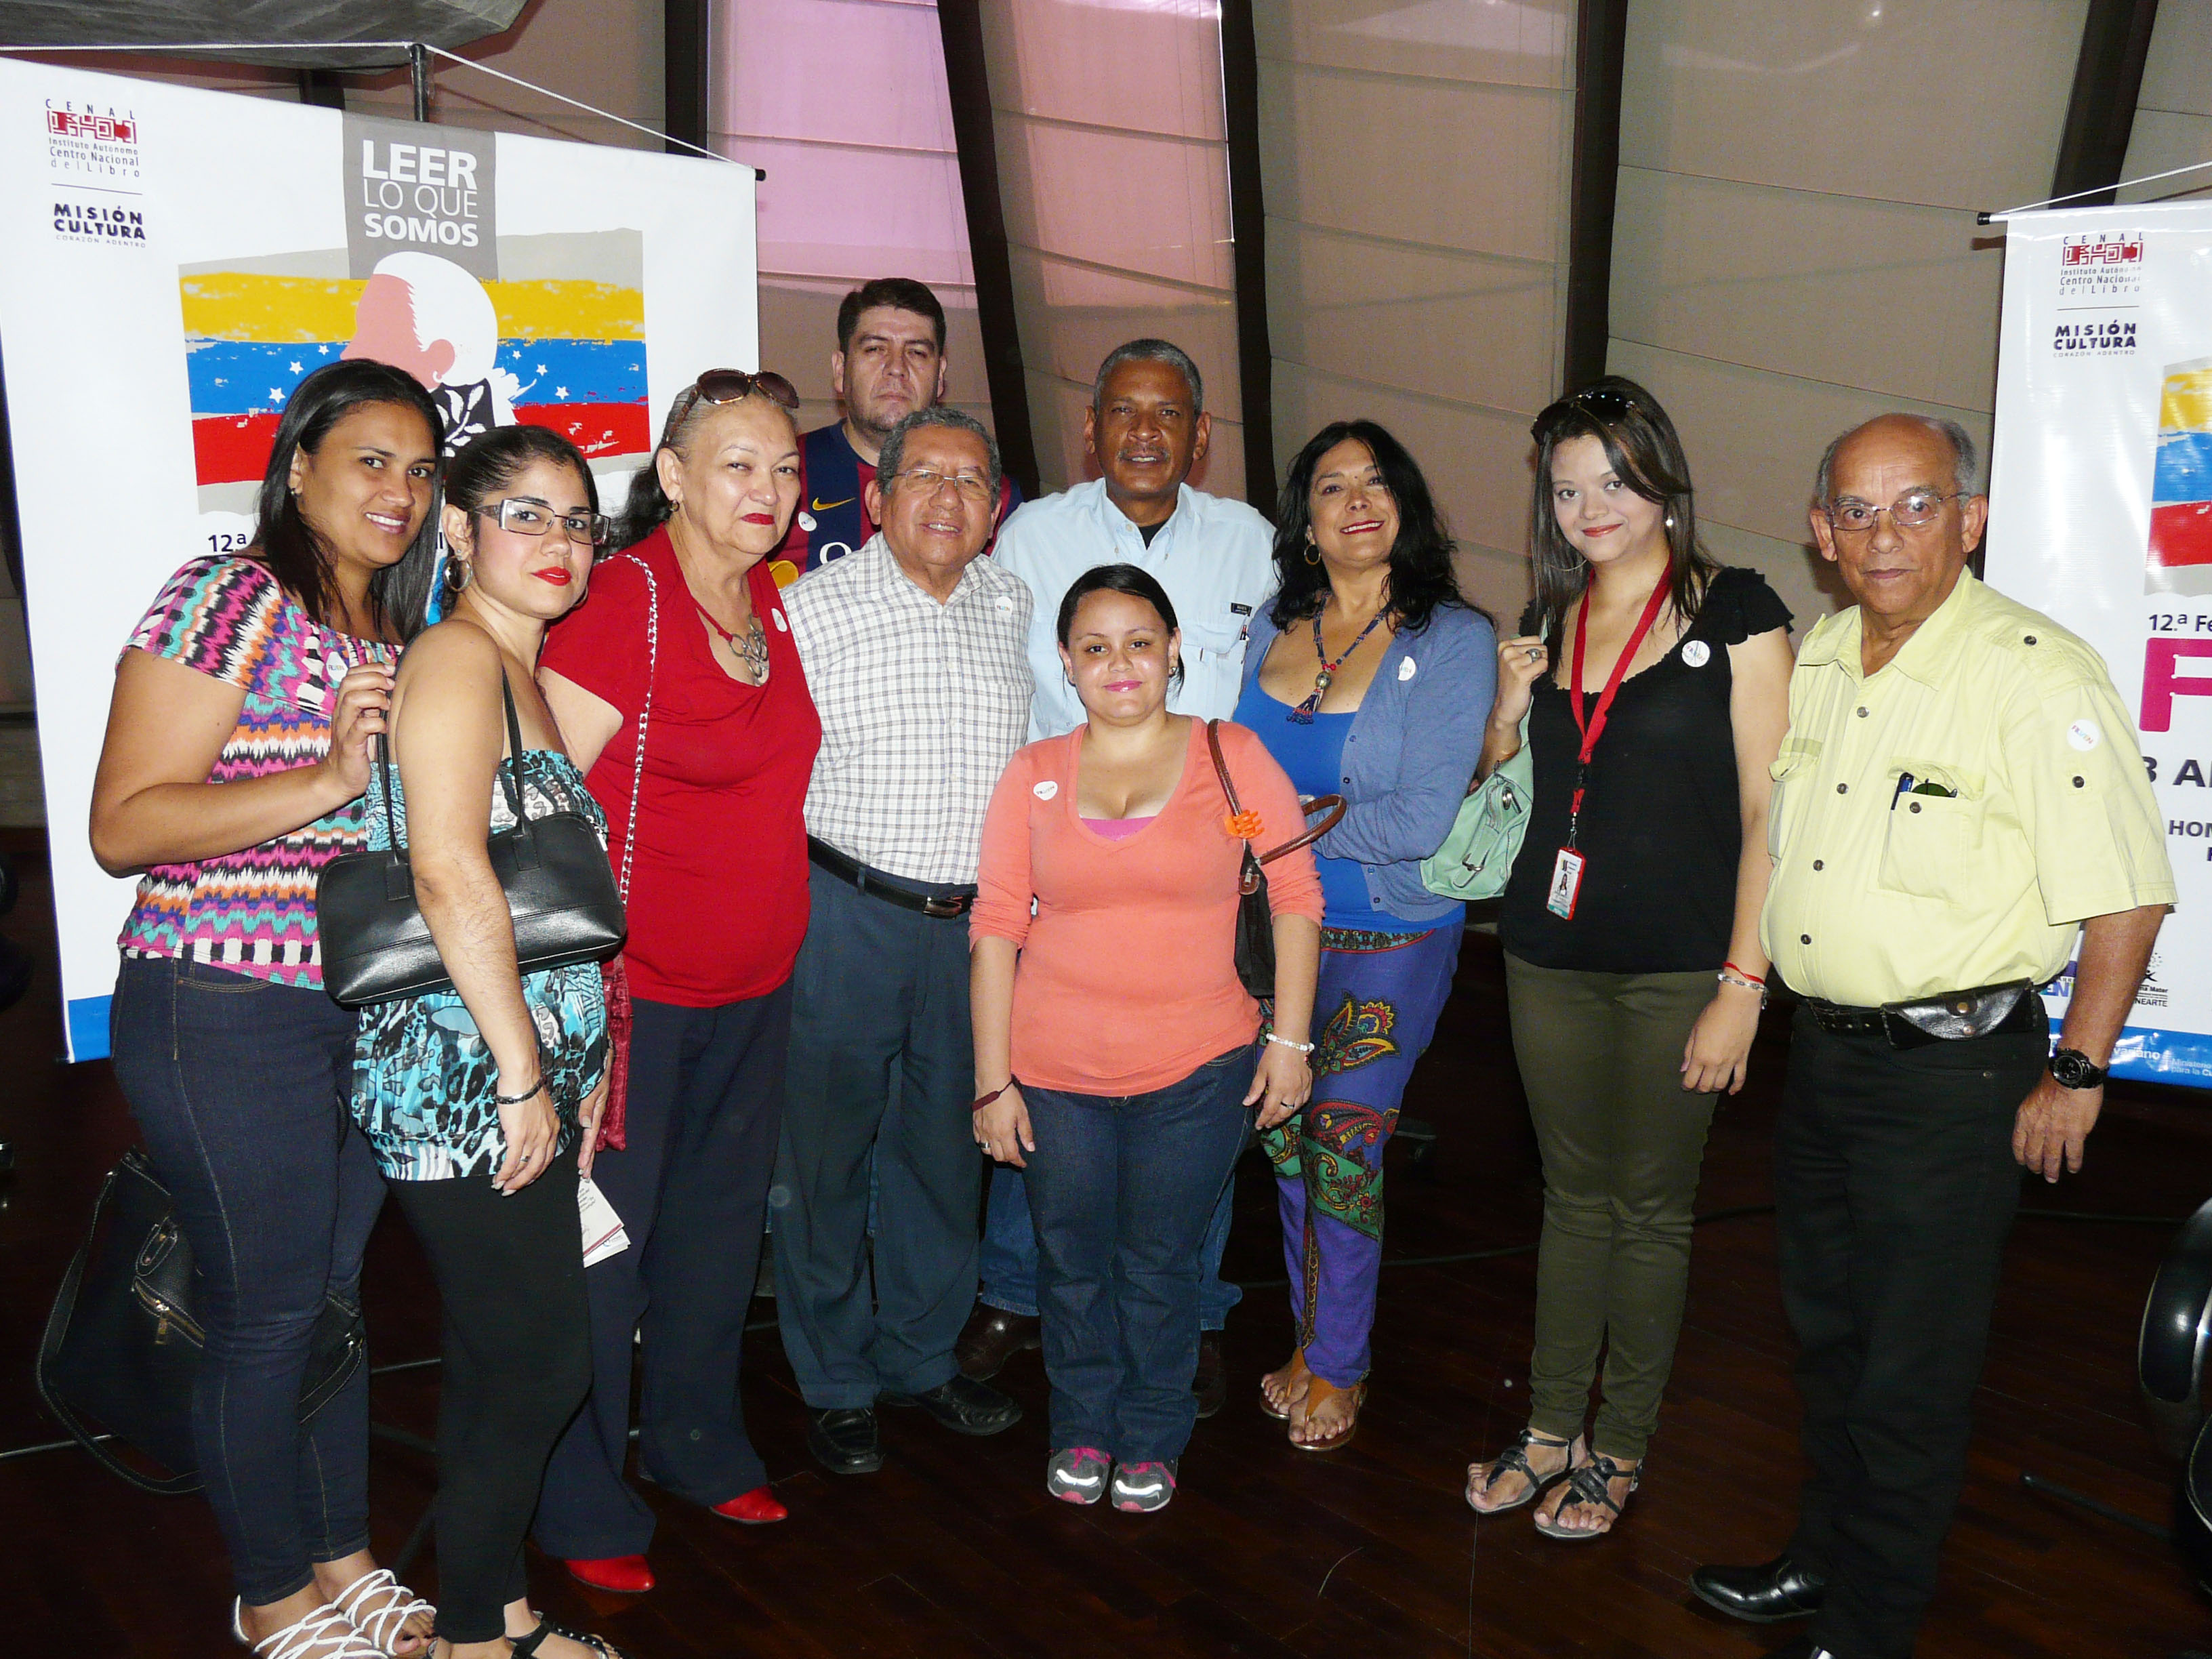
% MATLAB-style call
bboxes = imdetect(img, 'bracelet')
[1722,960,1767,986]
[972,1082,1012,1111]
[495,1078,547,1106]
[1265,1033,1315,1054]
[1716,969,1768,1004]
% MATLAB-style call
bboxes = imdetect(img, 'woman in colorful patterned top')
[91,360,445,1659]
[350,424,627,1659]
[1235,422,1495,1454]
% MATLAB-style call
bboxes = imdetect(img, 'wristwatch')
[2049,1048,2109,1090]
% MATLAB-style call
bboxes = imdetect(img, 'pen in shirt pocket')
[1891,772,1914,810]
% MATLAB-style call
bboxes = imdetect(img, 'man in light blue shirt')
[993,340,1277,741]
[958,339,1277,1416]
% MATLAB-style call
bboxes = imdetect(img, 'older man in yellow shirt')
[1691,414,2173,1659]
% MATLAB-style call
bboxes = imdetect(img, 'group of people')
[87,267,2175,1659]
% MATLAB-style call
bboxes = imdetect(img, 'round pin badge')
[1681,640,1711,668]
[2067,719,2101,752]
[772,609,790,632]
[1033,779,1059,800]
[1398,657,1417,681]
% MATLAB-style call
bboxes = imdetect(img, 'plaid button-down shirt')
[784,534,1034,886]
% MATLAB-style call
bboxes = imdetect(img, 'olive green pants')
[1504,954,1721,1461]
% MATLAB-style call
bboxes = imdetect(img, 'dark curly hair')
[1268,419,1471,634]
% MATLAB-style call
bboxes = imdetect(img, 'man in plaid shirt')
[774,407,1034,1475]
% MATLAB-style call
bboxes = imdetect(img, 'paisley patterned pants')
[1263,920,1463,1387]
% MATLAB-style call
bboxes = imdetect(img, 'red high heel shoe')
[562,1555,655,1594]
[710,1486,788,1524]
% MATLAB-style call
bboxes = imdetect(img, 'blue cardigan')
[1240,600,1497,924]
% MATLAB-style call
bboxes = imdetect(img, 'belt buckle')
[922,893,966,919]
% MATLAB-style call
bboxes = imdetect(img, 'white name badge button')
[1546,847,1585,920]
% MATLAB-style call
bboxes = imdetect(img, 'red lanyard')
[1565,577,1670,838]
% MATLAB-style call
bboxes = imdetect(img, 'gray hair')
[877,405,1002,499]
[1092,337,1204,416]
[1814,415,1980,504]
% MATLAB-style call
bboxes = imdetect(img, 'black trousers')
[392,1151,590,1645]
[533,986,790,1559]
[1775,1004,2046,1659]
[775,867,980,1408]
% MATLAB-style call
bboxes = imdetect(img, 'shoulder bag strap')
[611,553,659,902]
[1204,718,1242,815]
[1206,720,1347,867]
[496,670,530,828]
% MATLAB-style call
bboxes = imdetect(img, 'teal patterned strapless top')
[348,748,611,1182]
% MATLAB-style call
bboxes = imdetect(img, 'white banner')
[1988,201,2212,1084]
[0,60,759,1060]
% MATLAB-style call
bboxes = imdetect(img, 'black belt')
[807,838,975,919]
[1798,979,2041,1048]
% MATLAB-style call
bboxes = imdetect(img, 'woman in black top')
[1464,377,1793,1538]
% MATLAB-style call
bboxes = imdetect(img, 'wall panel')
[1610,0,2085,619]
[1260,0,1578,616]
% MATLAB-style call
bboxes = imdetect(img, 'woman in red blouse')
[535,371,821,1593]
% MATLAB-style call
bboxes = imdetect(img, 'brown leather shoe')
[955,1303,1040,1380]
[1193,1331,1228,1418]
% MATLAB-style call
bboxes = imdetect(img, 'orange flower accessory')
[1224,809,1264,841]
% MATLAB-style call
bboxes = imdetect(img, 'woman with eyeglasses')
[1462,376,1793,1538]
[90,359,442,1658]
[533,370,821,1593]
[1237,421,1495,1454]
[348,422,632,1659]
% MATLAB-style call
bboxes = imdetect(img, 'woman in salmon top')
[970,563,1322,1515]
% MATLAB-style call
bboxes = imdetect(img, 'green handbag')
[1420,717,1532,901]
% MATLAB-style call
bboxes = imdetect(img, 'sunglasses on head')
[668,368,801,432]
[1530,384,1639,443]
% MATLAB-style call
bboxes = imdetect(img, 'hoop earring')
[452,558,472,592]
[1303,544,1322,566]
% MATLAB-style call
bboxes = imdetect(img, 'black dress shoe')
[884,1374,1023,1436]
[1689,1554,1826,1623]
[955,1304,1040,1381]
[1193,1332,1228,1419]
[807,1407,883,1475]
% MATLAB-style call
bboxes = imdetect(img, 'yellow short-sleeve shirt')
[1760,571,2174,1007]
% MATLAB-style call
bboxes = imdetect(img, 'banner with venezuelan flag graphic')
[0,58,758,1061]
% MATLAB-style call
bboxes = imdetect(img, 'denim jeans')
[1021,1044,1253,1465]
[981,1161,1241,1329]
[109,954,387,1604]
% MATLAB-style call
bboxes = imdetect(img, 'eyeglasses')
[476,498,610,545]
[1823,489,1963,537]
[1530,384,1639,443]
[668,368,800,431]
[888,467,995,502]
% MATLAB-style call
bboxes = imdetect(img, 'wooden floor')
[3,838,2210,1657]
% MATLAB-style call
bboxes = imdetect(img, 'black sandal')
[1465,1428,1577,1515]
[510,1618,639,1658]
[1533,1452,1640,1540]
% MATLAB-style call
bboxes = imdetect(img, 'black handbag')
[318,670,626,1008]
[35,1148,365,1494]
[1204,720,1345,1000]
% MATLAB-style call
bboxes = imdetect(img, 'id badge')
[1546,847,1585,920]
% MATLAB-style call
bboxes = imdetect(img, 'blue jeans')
[981,1160,1240,1329]
[109,954,386,1604]
[1022,1045,1253,1465]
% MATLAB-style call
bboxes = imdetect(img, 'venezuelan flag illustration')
[181,265,649,491]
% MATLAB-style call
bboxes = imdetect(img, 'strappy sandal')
[231,1600,384,1659]
[1259,1349,1311,1422]
[329,1568,434,1656]
[511,1616,640,1659]
[1465,1428,1578,1515]
[1533,1451,1641,1540]
[1289,1374,1365,1452]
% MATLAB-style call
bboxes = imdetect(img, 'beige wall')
[1607,0,2087,629]
[2119,0,2212,202]
[1256,2,1576,621]
[979,0,1246,499]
